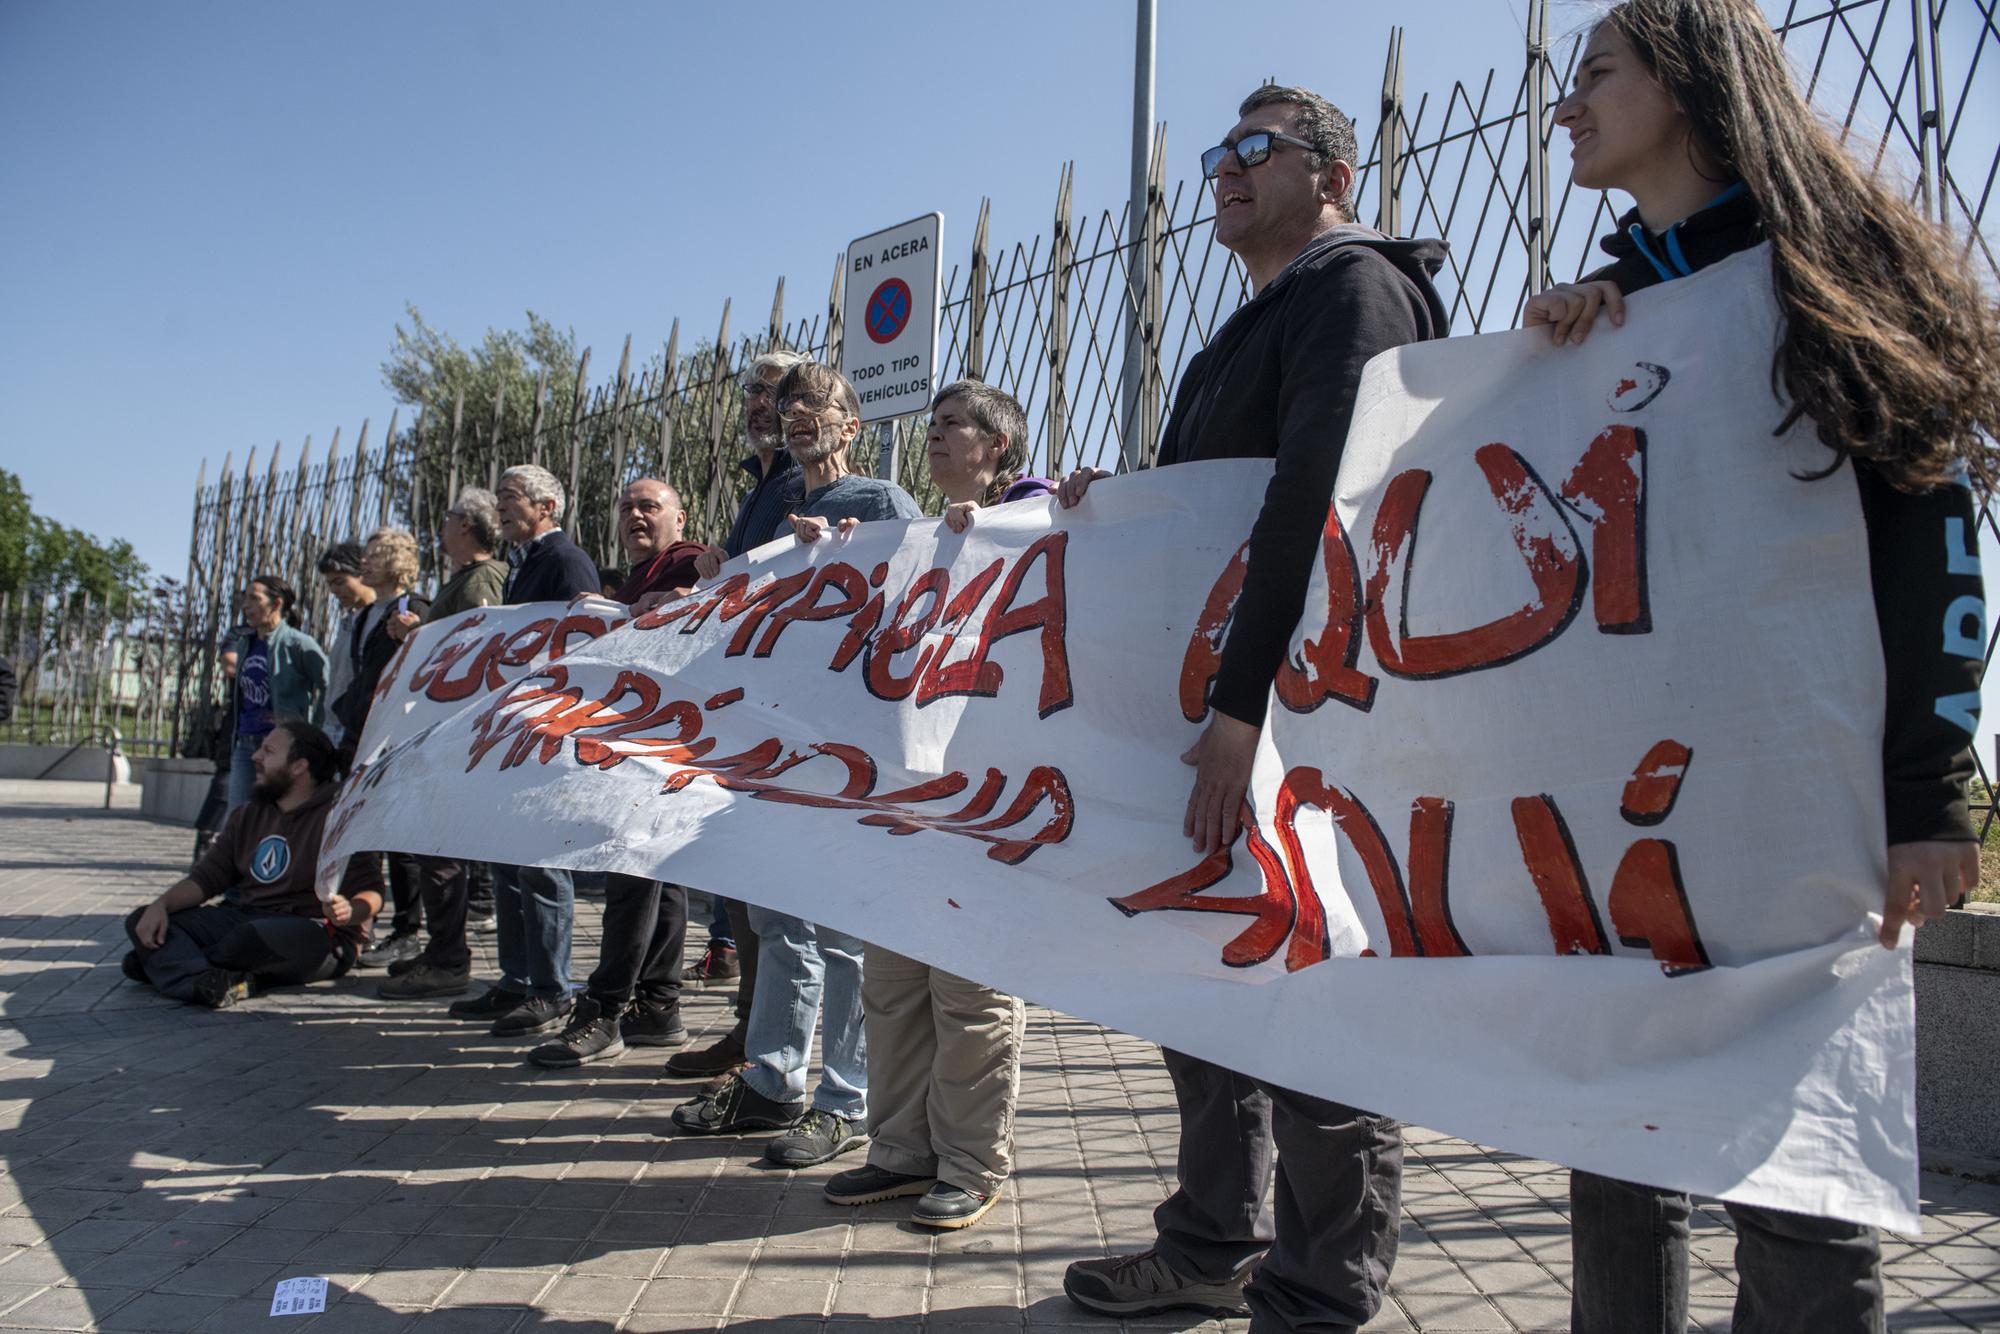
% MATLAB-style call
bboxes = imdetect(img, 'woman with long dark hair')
[1524,1,1995,1328]
[226,575,327,814]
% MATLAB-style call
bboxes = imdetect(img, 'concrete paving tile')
[728,1278,833,1317]
[624,1314,728,1333]
[518,1273,639,1317]
[567,1243,668,1278]
[350,1265,462,1306]
[1,1283,130,1329]
[95,1289,228,1330]
[153,1255,283,1296]
[633,1275,739,1315]
[475,1234,584,1269]
[435,1268,553,1307]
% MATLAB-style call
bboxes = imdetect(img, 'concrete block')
[1915,939,2000,1164]
[0,742,130,783]
[138,758,212,825]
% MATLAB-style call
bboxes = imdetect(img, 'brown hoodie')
[189,784,385,942]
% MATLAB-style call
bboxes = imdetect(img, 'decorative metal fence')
[150,0,1998,784]
[1,588,186,758]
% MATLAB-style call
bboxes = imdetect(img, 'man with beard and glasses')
[527,478,708,1067]
[121,721,385,1008]
[668,348,810,1082]
[670,361,918,1169]
[1057,85,1449,1332]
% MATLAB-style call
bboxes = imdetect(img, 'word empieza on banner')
[329,531,1078,877]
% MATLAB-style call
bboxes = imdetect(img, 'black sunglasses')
[1200,130,1318,181]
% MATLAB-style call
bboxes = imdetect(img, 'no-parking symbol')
[865,278,913,345]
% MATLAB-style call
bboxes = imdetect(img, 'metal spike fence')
[36,0,1984,786]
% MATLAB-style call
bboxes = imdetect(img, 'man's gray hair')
[451,486,504,553]
[498,464,566,523]
[1238,84,1358,222]
[741,348,810,390]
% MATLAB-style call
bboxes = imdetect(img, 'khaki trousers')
[860,944,1025,1194]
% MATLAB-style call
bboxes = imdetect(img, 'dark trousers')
[707,893,735,945]
[466,860,494,918]
[493,863,573,1000]
[1570,1170,1883,1334]
[384,852,427,938]
[1151,1049,1401,1333]
[124,903,341,1002]
[724,897,760,1042]
[586,874,687,1010]
[403,855,468,972]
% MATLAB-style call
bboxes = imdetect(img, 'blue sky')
[7,0,1998,762]
[0,0,1544,577]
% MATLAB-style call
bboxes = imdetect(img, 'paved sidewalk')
[0,780,1994,1333]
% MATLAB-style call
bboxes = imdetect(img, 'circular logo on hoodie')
[251,835,292,884]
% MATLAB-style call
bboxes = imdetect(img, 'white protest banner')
[325,245,1917,1229]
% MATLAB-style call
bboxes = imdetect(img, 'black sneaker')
[357,931,421,970]
[765,1109,867,1168]
[527,997,623,1067]
[447,985,527,1021]
[669,1072,804,1136]
[378,962,472,1000]
[492,994,572,1038]
[824,1163,935,1205]
[1062,1249,1255,1318]
[385,953,427,978]
[912,1181,1001,1230]
[121,951,147,984]
[664,1032,744,1078]
[619,1000,688,1048]
[191,967,254,1010]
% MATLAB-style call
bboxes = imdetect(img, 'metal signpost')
[839,212,943,484]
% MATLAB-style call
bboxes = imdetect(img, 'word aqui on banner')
[323,246,1916,1231]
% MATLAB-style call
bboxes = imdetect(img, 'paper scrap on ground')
[269,1276,328,1316]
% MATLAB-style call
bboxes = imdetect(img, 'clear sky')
[8,0,1998,756]
[1,0,1546,579]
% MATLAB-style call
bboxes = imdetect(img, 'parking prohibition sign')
[865,278,912,344]
[840,212,942,424]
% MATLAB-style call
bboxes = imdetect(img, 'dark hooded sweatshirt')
[190,783,386,947]
[1587,191,1981,844]
[1159,224,1451,725]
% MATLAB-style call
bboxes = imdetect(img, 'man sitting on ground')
[123,720,385,1008]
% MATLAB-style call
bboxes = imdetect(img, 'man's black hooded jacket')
[1158,224,1450,725]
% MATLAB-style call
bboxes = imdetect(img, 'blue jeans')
[1569,1170,1883,1334]
[742,905,867,1120]
[492,863,575,1001]
[708,895,735,946]
[225,732,264,814]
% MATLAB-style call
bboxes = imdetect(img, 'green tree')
[0,469,151,609]
[381,304,582,448]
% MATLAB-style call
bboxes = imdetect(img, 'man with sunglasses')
[1058,86,1450,1332]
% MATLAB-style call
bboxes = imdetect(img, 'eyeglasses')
[740,381,777,398]
[777,394,838,419]
[1200,130,1319,180]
